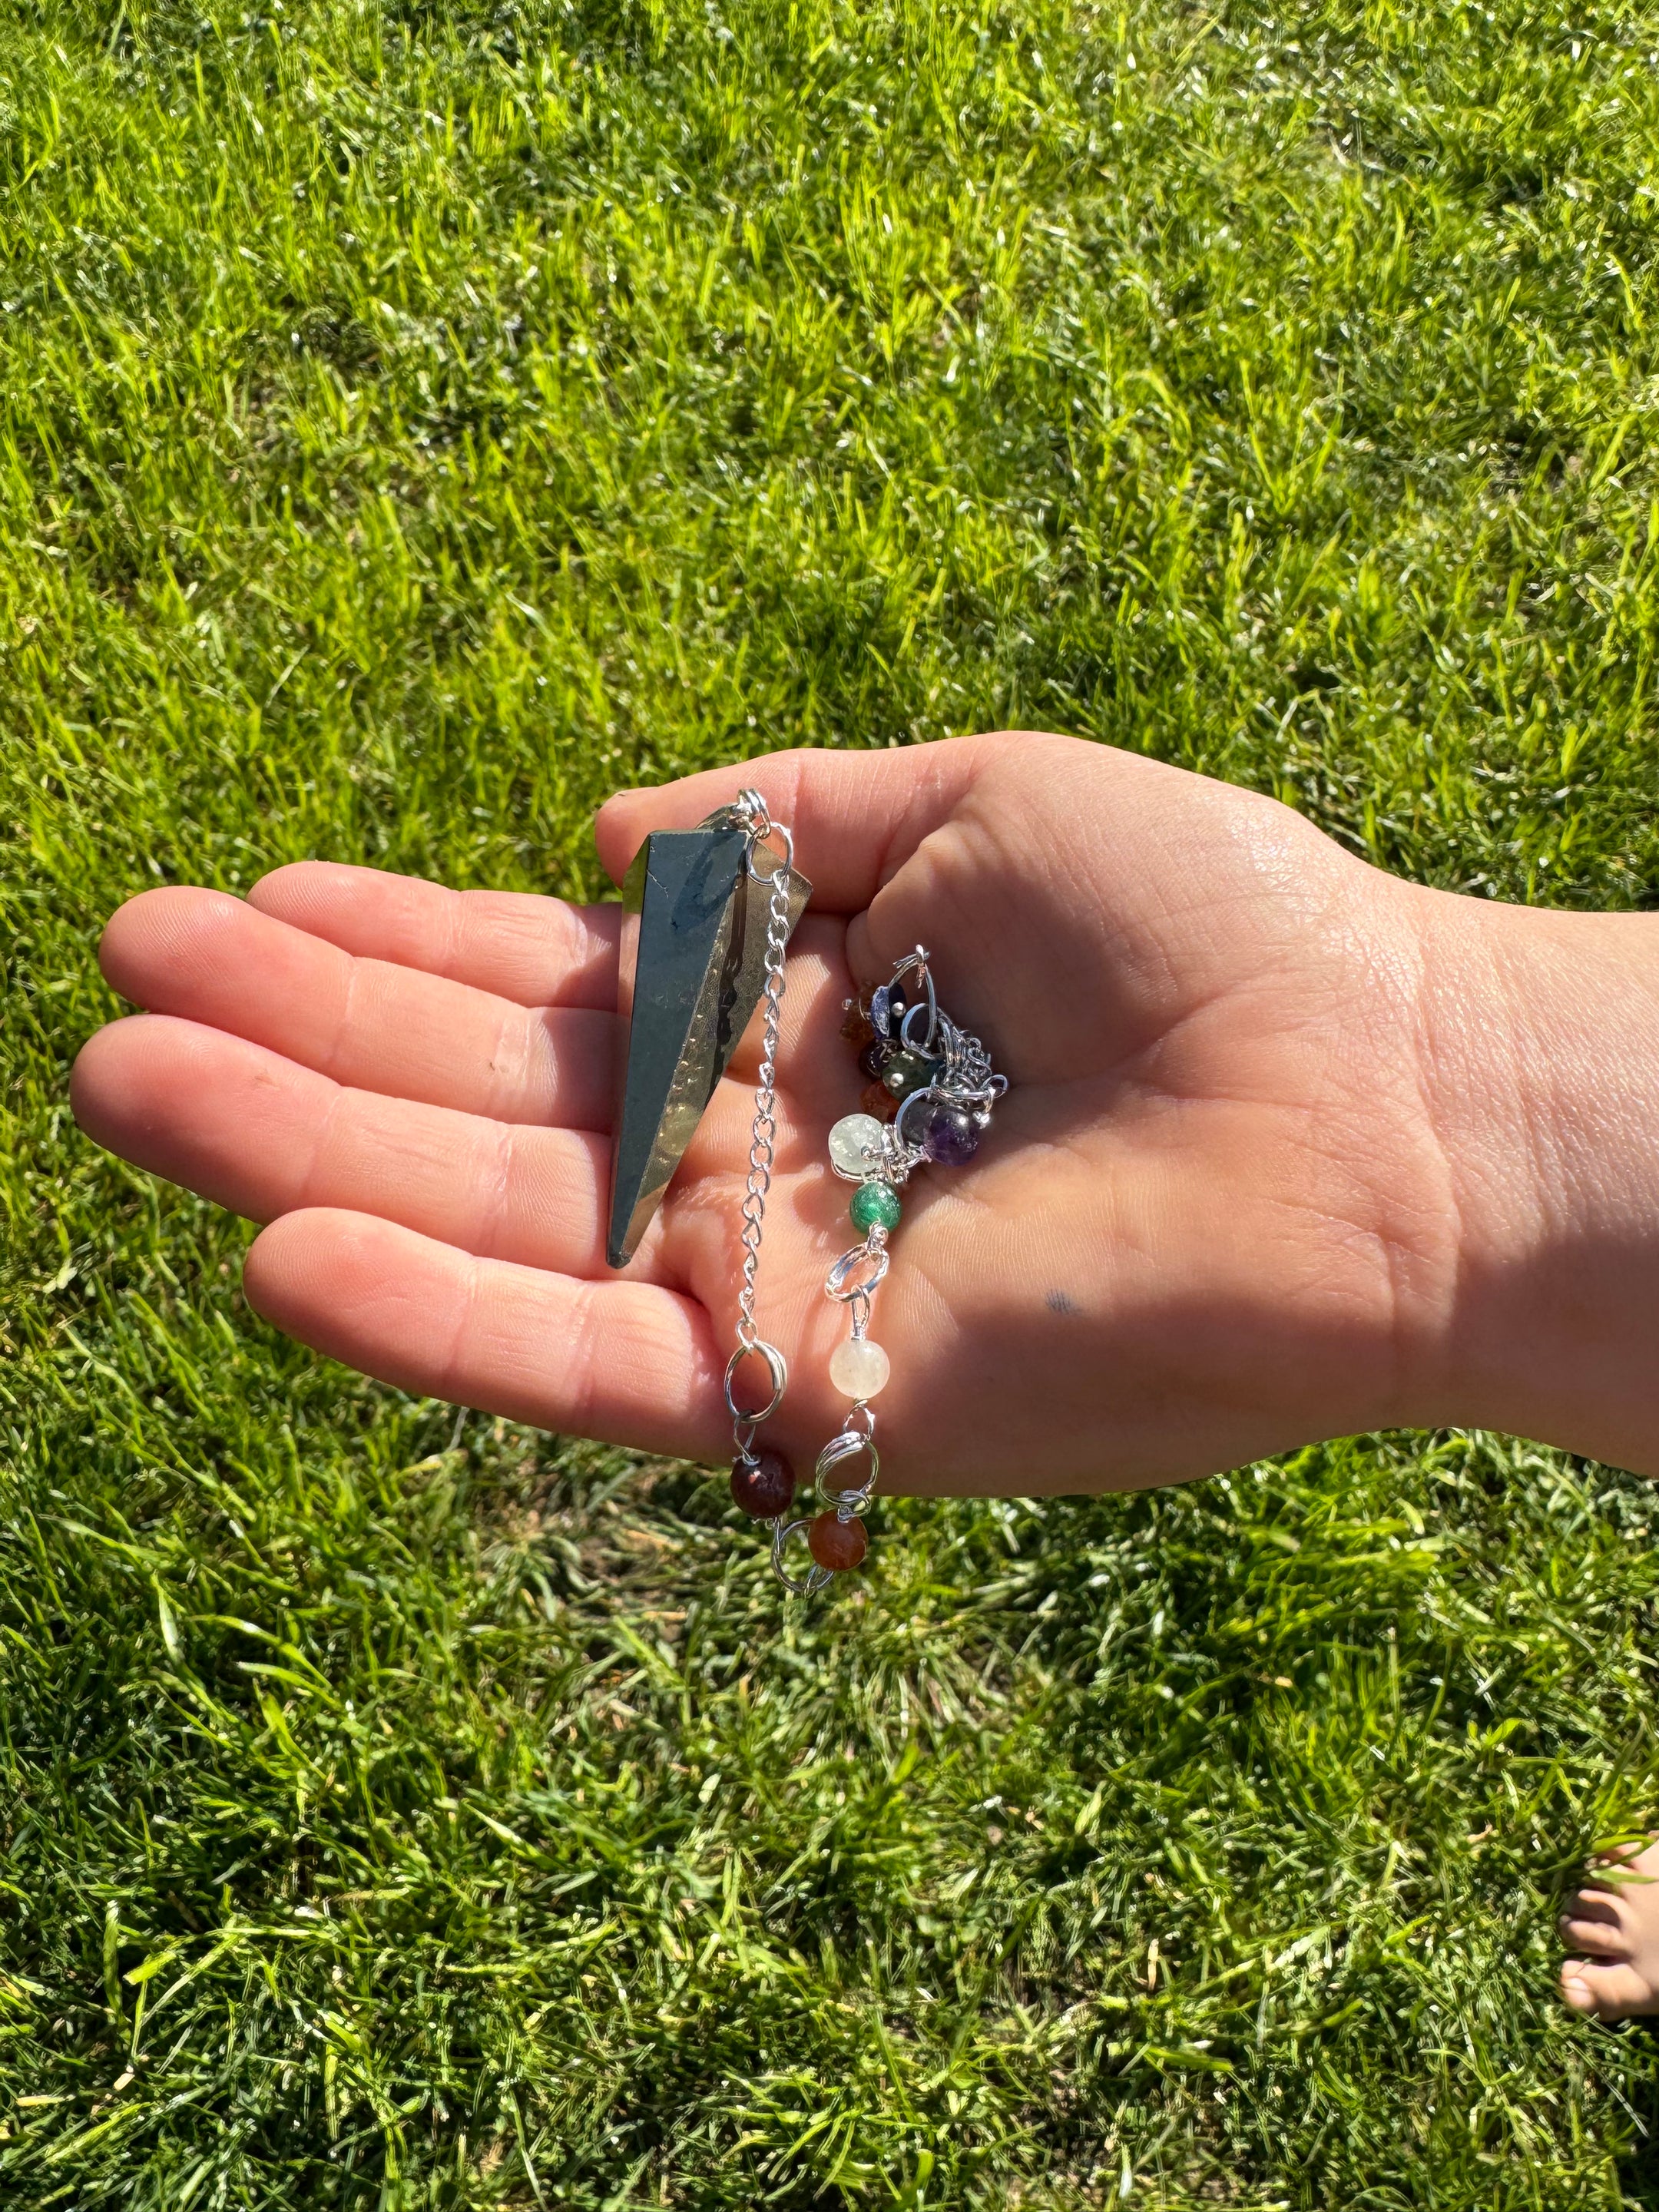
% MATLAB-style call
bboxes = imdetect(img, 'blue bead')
[869,982,909,1039]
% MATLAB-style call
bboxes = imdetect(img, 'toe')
[1559,1914,1631,1958]
[1561,1958,1659,2020]
[1568,1886,1624,1920]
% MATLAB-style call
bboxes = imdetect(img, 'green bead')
[850,1181,902,1233]
[879,1050,940,1101]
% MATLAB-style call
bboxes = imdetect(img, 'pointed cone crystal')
[607,826,810,1267]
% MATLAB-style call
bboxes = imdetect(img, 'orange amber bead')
[808,1512,868,1571]
[859,1081,899,1122]
[841,1003,876,1046]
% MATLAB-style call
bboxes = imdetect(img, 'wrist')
[1412,886,1659,1472]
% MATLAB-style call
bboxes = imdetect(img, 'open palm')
[73,733,1459,1495]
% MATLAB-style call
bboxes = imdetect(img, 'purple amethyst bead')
[859,1038,893,1081]
[918,1099,981,1165]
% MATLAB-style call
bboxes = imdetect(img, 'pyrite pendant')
[607,820,810,1267]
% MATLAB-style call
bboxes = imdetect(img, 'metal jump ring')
[723,789,795,887]
[772,1515,833,1596]
[816,1426,880,1508]
[724,1339,787,1426]
[747,818,794,887]
[825,1242,891,1303]
[892,951,939,1052]
[899,997,942,1058]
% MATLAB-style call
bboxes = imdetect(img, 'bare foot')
[1560,1837,1659,2019]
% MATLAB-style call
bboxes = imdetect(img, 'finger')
[71,1015,677,1285]
[721,916,853,1088]
[245,1209,727,1460]
[250,863,856,1090]
[248,863,621,1011]
[100,887,616,1130]
[594,736,995,913]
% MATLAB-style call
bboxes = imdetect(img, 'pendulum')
[606,790,1007,1604]
[770,947,1008,1596]
[609,788,816,1558]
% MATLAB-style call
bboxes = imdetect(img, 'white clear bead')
[830,1337,890,1400]
[827,1112,886,1181]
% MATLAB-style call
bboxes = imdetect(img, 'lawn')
[2,0,1658,2202]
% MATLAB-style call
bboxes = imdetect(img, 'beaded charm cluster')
[729,939,1008,1597]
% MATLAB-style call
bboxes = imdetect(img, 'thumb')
[593,736,997,916]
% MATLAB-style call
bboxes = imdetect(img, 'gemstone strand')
[781,947,1005,1591]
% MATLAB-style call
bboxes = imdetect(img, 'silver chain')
[735,849,793,1353]
[721,790,794,1464]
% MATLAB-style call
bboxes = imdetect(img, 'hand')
[69,732,1659,1493]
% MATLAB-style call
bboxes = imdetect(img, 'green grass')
[2,0,1659,2201]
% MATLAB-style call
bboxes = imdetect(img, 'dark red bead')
[859,1081,899,1122]
[730,1449,796,1519]
[808,1512,868,1571]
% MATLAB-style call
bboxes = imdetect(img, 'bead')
[860,1081,899,1122]
[850,1181,901,1233]
[808,1512,868,1571]
[919,1098,982,1166]
[730,1449,796,1519]
[830,1336,890,1399]
[828,1112,887,1179]
[869,982,910,1039]
[858,1039,892,1081]
[880,1050,940,1101]
[840,1003,875,1047]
